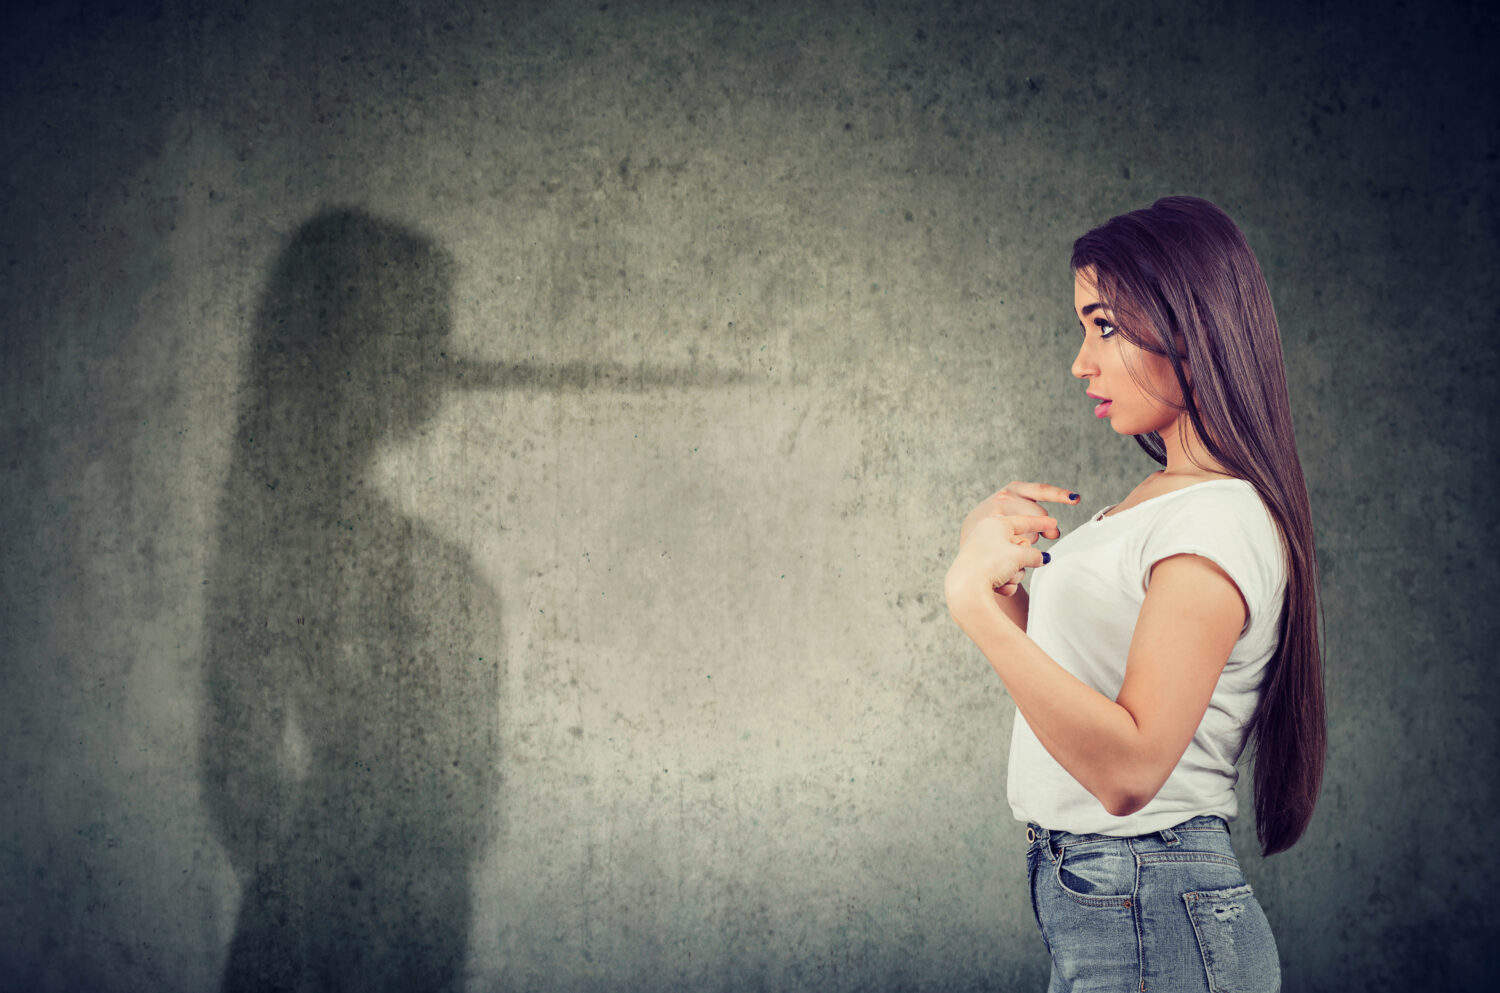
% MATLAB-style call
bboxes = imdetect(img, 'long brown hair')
[1071,195,1326,857]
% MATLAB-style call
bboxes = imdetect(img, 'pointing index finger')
[1003,482,1081,505]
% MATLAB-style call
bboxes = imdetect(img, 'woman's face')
[1071,266,1187,436]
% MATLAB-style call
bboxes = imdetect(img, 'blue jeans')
[1025,814,1281,992]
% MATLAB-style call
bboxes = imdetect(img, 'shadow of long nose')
[436,356,769,392]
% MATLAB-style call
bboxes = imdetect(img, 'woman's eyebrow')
[1080,302,1106,315]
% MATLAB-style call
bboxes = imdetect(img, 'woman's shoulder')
[1106,471,1253,519]
[1190,475,1272,514]
[1146,477,1288,591]
[1159,475,1275,530]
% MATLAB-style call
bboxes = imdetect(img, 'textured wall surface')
[3,1,1496,990]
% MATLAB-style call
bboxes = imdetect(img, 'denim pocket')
[1054,841,1135,907]
[1183,884,1281,992]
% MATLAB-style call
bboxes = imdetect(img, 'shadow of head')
[248,207,457,451]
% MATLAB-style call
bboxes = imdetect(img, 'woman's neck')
[1157,410,1232,477]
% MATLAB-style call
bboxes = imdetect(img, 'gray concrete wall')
[3,1,1495,990]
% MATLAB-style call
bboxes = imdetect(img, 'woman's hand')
[959,481,1080,548]
[945,513,1055,625]
[952,481,1080,606]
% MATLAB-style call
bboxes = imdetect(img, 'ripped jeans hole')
[1212,903,1245,921]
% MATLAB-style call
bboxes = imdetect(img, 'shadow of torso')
[205,484,501,993]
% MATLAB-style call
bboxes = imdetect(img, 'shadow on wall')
[200,208,501,993]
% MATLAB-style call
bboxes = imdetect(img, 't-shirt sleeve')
[1135,493,1277,640]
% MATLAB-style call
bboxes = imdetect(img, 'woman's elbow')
[1103,749,1175,817]
[1103,774,1161,817]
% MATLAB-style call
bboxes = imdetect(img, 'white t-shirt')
[1006,477,1288,835]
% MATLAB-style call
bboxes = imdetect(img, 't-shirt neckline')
[1090,477,1248,524]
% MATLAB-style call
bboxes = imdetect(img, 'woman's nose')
[1070,343,1094,380]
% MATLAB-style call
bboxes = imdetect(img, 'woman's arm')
[951,589,1141,814]
[949,551,1246,816]
[1113,552,1247,812]
[992,582,1029,632]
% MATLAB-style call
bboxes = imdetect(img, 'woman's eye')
[1098,322,1116,338]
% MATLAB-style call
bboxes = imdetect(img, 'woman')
[943,195,1325,992]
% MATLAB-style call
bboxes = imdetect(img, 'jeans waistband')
[1025,813,1228,849]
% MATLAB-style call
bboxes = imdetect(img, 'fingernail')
[1068,492,1079,501]
[1041,551,1051,564]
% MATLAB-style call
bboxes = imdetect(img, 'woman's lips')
[1094,400,1113,418]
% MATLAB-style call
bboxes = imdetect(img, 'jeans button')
[1026,827,1036,843]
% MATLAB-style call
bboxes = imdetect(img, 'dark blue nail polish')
[1042,551,1051,564]
[1068,492,1079,501]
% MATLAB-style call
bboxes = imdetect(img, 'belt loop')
[1157,826,1179,846]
